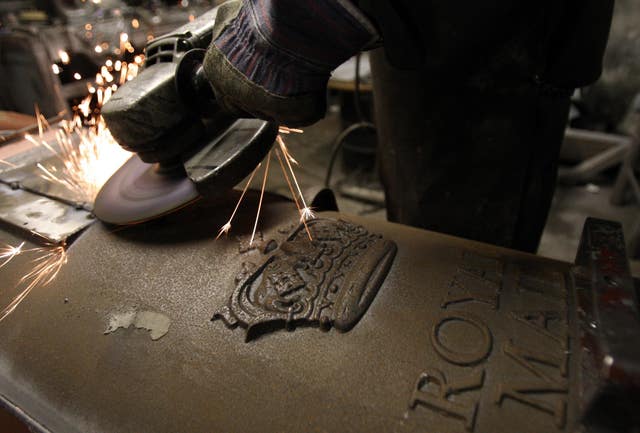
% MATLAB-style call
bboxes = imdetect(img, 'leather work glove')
[203,0,380,127]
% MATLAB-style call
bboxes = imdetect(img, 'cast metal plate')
[0,192,584,433]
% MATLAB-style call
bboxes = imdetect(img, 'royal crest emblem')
[213,219,397,341]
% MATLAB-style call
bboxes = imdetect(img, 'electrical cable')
[324,53,377,188]
[353,53,365,122]
[324,121,375,187]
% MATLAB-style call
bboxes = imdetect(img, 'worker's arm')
[203,0,380,127]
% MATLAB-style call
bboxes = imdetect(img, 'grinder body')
[96,8,278,225]
[102,8,220,164]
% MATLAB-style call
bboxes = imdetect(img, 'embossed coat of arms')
[213,219,397,341]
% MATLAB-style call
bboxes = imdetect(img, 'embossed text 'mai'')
[409,252,570,432]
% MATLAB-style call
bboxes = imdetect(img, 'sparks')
[278,126,304,135]
[77,94,92,117]
[0,160,17,168]
[300,206,316,222]
[274,148,313,240]
[32,117,131,204]
[216,130,315,242]
[0,242,26,269]
[0,0,149,322]
[250,151,271,246]
[58,50,70,65]
[276,133,299,165]
[217,222,232,239]
[216,163,261,239]
[34,104,45,136]
[25,54,143,205]
[277,135,314,227]
[0,242,67,322]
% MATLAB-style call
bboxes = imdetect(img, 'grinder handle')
[175,48,220,117]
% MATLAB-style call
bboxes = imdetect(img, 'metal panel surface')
[0,183,93,243]
[0,192,581,433]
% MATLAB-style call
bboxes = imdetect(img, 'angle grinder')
[94,7,278,225]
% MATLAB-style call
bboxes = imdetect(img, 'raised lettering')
[441,268,501,310]
[431,312,493,366]
[461,252,503,275]
[410,369,484,432]
[494,381,567,428]
[503,340,568,379]
[510,310,568,349]
[496,341,569,428]
[518,271,565,301]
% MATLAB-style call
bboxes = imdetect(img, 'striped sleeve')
[214,0,379,96]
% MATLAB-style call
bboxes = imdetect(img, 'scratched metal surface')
[0,129,101,210]
[0,131,96,242]
[0,183,94,244]
[0,154,81,207]
[0,191,577,433]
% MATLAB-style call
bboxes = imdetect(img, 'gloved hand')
[203,0,380,127]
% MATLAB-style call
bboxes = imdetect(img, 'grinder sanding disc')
[94,155,199,225]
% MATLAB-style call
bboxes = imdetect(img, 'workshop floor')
[268,108,640,276]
